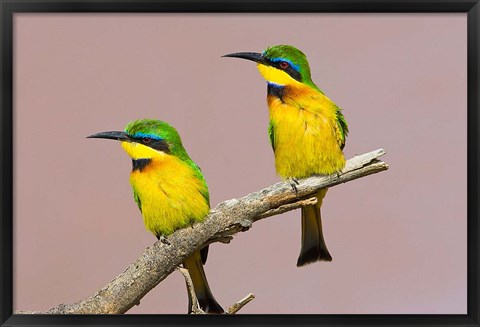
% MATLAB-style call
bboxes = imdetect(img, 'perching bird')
[88,119,224,313]
[223,45,348,267]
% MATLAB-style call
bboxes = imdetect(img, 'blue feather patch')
[132,132,162,140]
[270,57,300,72]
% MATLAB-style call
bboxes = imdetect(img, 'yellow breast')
[268,84,345,179]
[129,155,209,237]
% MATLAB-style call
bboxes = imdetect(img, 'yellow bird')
[224,45,348,266]
[88,119,224,313]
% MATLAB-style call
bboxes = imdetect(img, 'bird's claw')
[288,177,300,194]
[159,236,171,245]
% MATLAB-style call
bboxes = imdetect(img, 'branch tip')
[17,148,388,315]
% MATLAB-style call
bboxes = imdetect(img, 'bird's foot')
[288,177,300,195]
[159,236,171,245]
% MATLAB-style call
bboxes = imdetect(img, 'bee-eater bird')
[88,119,224,313]
[223,45,348,267]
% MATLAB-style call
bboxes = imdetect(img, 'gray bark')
[17,149,388,314]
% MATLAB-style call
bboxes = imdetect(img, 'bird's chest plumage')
[267,85,345,178]
[129,156,209,237]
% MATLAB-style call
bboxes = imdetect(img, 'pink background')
[13,13,467,314]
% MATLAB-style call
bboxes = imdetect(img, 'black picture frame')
[1,1,478,326]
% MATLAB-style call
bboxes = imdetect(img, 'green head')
[223,44,318,89]
[87,119,190,161]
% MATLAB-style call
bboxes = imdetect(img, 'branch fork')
[178,267,255,314]
[17,148,388,314]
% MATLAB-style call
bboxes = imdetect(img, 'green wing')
[335,106,349,150]
[172,142,210,206]
[188,159,211,265]
[188,160,210,206]
[133,187,142,212]
[268,120,276,152]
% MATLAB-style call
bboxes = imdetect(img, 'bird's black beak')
[222,52,268,65]
[87,131,131,142]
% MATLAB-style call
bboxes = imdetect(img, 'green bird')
[88,119,224,313]
[224,45,348,266]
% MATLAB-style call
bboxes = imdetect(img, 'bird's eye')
[279,61,290,69]
[142,137,152,144]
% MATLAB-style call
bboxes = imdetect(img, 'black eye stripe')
[129,134,170,153]
[278,64,302,81]
[150,139,170,153]
[268,59,302,82]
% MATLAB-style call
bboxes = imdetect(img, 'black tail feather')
[183,251,224,314]
[297,201,332,267]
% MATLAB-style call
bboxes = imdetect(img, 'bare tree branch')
[178,268,204,314]
[255,196,318,221]
[178,267,255,314]
[226,293,256,314]
[17,149,388,314]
